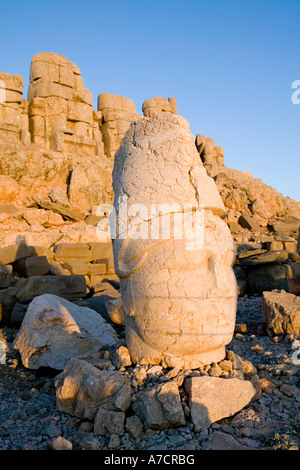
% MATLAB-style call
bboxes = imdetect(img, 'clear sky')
[1,0,299,201]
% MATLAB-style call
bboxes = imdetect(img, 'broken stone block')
[62,260,89,275]
[0,265,13,288]
[13,256,50,277]
[13,294,118,369]
[54,243,91,261]
[238,250,289,266]
[184,376,256,431]
[105,297,124,326]
[0,244,32,265]
[37,201,86,222]
[262,290,300,335]
[14,275,87,303]
[55,358,131,418]
[124,415,144,439]
[132,381,185,430]
[247,264,290,294]
[288,276,300,295]
[10,302,28,325]
[88,242,114,272]
[93,408,125,436]
[265,241,284,251]
[112,345,132,370]
[283,241,297,253]
[238,213,262,232]
[268,220,300,234]
[48,261,70,276]
[88,263,107,275]
[22,208,64,227]
[85,214,102,225]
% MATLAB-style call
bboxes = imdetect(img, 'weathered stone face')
[112,113,237,369]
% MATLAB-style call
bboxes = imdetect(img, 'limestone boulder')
[13,294,118,369]
[184,376,257,431]
[55,357,131,418]
[262,291,300,335]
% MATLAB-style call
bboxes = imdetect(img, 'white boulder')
[13,294,118,369]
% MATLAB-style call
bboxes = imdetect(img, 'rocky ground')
[0,295,299,452]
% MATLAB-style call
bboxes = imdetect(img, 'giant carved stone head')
[112,113,237,369]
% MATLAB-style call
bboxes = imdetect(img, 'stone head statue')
[112,113,237,369]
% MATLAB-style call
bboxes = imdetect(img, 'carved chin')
[127,296,237,357]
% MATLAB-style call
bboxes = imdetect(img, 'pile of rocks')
[0,240,117,325]
[234,227,300,295]
[0,292,299,450]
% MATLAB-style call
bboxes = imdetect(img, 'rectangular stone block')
[88,263,107,275]
[63,260,89,275]
[0,244,32,265]
[48,261,70,276]
[13,256,50,277]
[54,243,91,261]
[89,275,106,286]
[30,60,50,81]
[67,100,92,124]
[88,242,115,273]
[265,241,284,251]
[1,105,21,127]
[239,213,261,232]
[28,97,46,117]
[4,89,23,104]
[0,72,24,93]
[269,221,300,233]
[59,65,74,88]
[28,79,73,101]
[15,275,87,303]
[74,74,85,92]
[98,93,136,114]
[73,90,93,106]
[29,115,45,137]
[284,241,297,253]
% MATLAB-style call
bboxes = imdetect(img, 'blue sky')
[1,0,300,201]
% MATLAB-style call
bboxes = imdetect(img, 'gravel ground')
[0,296,299,451]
